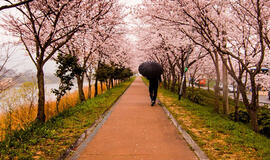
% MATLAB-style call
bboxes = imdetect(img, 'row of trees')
[0,0,134,122]
[135,0,270,132]
[95,62,133,96]
[53,54,133,113]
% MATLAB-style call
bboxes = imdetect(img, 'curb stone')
[141,77,208,160]
[158,100,209,160]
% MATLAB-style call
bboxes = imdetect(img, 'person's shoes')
[151,100,155,106]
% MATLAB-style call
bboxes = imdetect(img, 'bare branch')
[0,0,34,11]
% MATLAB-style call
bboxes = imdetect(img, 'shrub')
[258,107,270,138]
[186,89,204,105]
[185,87,215,106]
[228,107,270,138]
[229,110,250,123]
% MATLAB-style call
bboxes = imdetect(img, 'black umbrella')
[138,61,163,79]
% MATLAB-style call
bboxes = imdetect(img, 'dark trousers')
[149,82,158,102]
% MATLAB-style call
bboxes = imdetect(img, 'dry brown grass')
[0,83,108,141]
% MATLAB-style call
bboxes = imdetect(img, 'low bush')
[185,87,218,107]
[186,89,204,104]
[258,107,270,138]
[228,106,270,137]
[229,110,250,123]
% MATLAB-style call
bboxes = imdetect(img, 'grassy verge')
[142,77,270,160]
[0,77,135,160]
[158,87,270,160]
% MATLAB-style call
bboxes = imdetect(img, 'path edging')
[59,79,134,160]
[141,77,208,160]
[158,100,209,160]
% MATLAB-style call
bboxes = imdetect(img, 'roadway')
[198,86,270,105]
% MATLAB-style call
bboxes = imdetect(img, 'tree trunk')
[249,78,259,132]
[111,79,114,88]
[100,81,103,93]
[222,59,229,114]
[183,77,187,96]
[167,74,171,90]
[171,74,177,92]
[94,78,98,97]
[239,77,259,132]
[56,96,61,113]
[234,85,240,121]
[248,109,259,132]
[88,79,92,99]
[76,75,85,102]
[107,79,110,89]
[162,75,167,89]
[177,75,181,93]
[36,67,46,122]
[256,84,260,107]
[214,52,221,113]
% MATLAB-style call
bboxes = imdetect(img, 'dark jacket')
[148,76,161,88]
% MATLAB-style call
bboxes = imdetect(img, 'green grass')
[158,86,270,160]
[0,77,135,160]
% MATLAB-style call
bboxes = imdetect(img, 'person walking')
[138,61,163,106]
[148,75,161,106]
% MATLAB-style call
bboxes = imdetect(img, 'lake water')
[0,82,90,114]
[45,82,90,101]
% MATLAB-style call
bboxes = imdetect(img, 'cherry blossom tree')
[184,0,270,131]
[136,0,270,131]
[61,0,125,101]
[138,0,224,111]
[134,3,208,98]
[152,0,270,131]
[1,0,111,122]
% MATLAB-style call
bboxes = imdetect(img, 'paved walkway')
[75,77,197,160]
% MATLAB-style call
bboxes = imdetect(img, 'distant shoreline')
[0,81,90,114]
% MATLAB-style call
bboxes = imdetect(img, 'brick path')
[75,77,197,160]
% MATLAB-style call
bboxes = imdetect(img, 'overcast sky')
[118,0,142,6]
[0,2,56,74]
